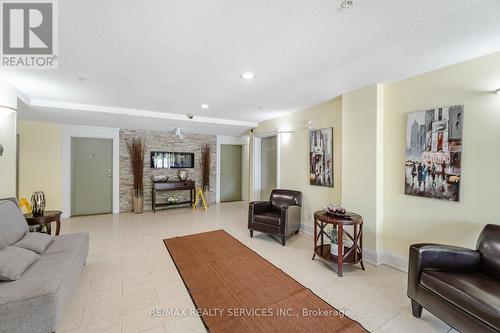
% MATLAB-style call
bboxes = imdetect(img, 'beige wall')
[383,51,500,258]
[342,85,384,257]
[250,51,500,268]
[0,81,18,198]
[250,97,342,229]
[18,121,63,210]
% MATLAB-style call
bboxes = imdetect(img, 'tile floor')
[57,202,457,333]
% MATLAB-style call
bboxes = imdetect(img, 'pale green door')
[71,138,113,216]
[220,145,242,202]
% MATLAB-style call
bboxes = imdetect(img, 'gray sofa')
[0,198,89,333]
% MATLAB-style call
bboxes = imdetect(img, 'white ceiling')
[3,0,500,135]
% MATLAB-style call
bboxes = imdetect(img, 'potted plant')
[327,226,345,256]
[200,144,211,205]
[126,136,146,214]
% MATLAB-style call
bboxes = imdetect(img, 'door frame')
[216,135,249,203]
[252,131,280,201]
[62,125,120,218]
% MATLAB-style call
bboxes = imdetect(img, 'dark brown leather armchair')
[248,189,302,246]
[408,224,500,333]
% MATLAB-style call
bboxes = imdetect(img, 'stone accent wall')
[120,129,217,212]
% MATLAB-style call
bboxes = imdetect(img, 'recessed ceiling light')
[240,72,255,80]
[201,104,209,109]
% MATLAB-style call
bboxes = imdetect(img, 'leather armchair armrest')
[408,243,481,299]
[249,201,272,214]
[281,205,301,235]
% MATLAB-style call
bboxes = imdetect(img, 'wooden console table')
[312,210,365,277]
[152,180,195,212]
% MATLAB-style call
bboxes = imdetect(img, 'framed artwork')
[309,127,333,187]
[405,105,464,202]
[150,152,194,169]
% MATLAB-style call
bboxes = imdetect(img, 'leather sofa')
[248,189,302,246]
[408,224,500,333]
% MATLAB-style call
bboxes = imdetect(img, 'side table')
[24,211,62,236]
[312,210,365,277]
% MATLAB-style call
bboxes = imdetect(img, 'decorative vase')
[167,195,177,205]
[133,195,144,214]
[31,191,46,216]
[330,242,344,257]
[178,170,188,181]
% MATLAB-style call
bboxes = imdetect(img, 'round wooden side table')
[24,211,62,236]
[312,210,364,277]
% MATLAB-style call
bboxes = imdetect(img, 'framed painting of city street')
[405,105,464,202]
[310,127,333,187]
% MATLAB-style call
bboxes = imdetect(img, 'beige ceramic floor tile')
[122,305,166,333]
[163,316,206,333]
[374,306,451,333]
[344,297,403,331]
[70,316,122,333]
[138,325,166,333]
[56,202,450,333]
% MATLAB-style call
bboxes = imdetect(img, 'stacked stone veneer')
[120,129,217,212]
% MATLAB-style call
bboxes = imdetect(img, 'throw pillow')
[14,232,54,254]
[0,246,39,281]
[0,201,29,249]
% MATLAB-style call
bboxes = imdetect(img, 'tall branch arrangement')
[200,144,211,191]
[126,136,146,197]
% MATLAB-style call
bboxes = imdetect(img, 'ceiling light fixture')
[341,0,354,9]
[175,128,184,140]
[240,72,255,80]
[200,104,209,109]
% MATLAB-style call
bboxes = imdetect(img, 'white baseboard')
[300,222,408,272]
[363,248,382,266]
[382,250,409,272]
[364,249,408,272]
[300,222,314,235]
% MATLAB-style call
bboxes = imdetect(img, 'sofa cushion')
[0,201,29,249]
[0,233,89,333]
[0,246,39,281]
[14,232,54,254]
[421,271,500,329]
[254,210,281,226]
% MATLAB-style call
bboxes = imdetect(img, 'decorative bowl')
[151,174,169,183]
[326,204,346,215]
[326,205,353,218]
